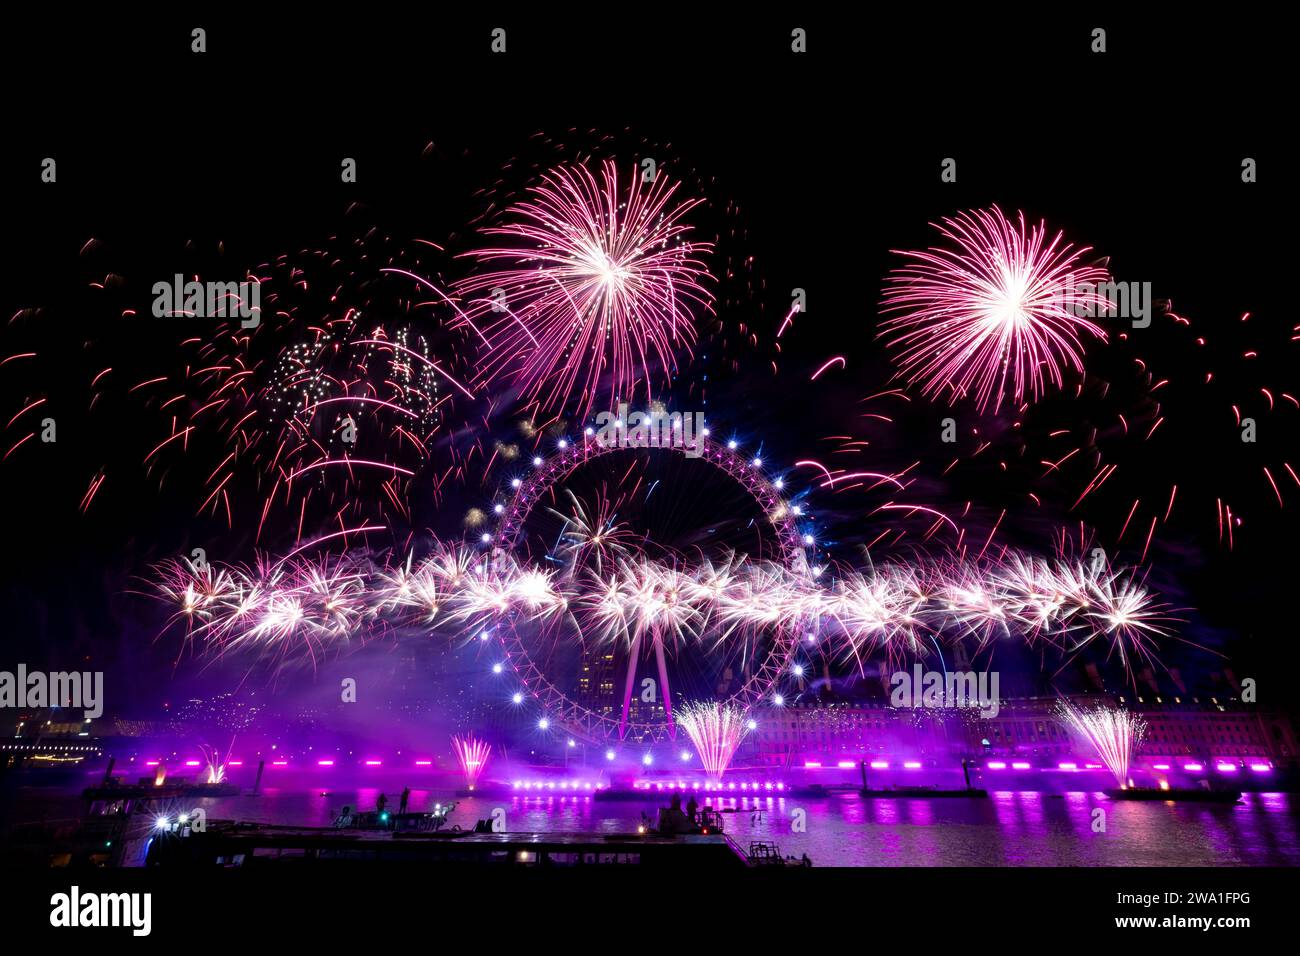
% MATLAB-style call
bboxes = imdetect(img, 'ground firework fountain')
[1058,701,1147,788]
[451,734,491,790]
[675,702,752,781]
[198,741,235,785]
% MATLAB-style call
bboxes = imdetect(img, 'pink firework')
[451,733,492,790]
[881,206,1112,413]
[455,160,714,417]
[675,701,752,780]
[1057,701,1146,788]
[155,544,1174,686]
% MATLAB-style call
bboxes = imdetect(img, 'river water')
[17,783,1296,867]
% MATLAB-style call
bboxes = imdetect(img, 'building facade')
[741,695,1297,771]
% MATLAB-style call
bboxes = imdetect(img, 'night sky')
[1,13,1293,727]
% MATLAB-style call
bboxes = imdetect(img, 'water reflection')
[18,785,1300,867]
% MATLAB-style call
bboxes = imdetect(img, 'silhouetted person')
[658,794,692,834]
[399,786,410,814]
[376,793,388,814]
[686,795,698,824]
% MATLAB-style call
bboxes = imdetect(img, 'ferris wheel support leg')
[654,633,675,740]
[618,631,642,740]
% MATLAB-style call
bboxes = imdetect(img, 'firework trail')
[1058,700,1147,787]
[675,701,752,780]
[1,234,479,541]
[455,159,715,418]
[880,206,1111,414]
[1018,306,1298,554]
[451,733,491,789]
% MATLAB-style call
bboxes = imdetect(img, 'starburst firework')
[881,205,1112,413]
[455,159,714,417]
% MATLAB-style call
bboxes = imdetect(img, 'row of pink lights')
[141,758,1274,774]
[804,758,1272,772]
[984,760,1272,773]
[633,780,787,792]
[512,780,603,790]
[142,758,436,768]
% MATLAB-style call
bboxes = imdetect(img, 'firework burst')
[881,205,1111,413]
[548,488,635,576]
[455,159,714,418]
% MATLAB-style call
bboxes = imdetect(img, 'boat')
[635,799,728,835]
[4,777,242,867]
[82,781,241,801]
[143,822,754,867]
[331,807,460,833]
[747,841,812,867]
[1104,787,1241,803]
